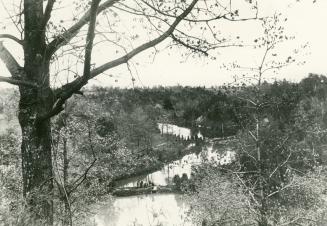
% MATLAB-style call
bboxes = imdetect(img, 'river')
[94,194,192,226]
[93,124,235,226]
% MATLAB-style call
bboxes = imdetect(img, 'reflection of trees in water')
[96,194,192,226]
[100,137,236,226]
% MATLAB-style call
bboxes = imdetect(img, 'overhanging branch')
[90,0,199,77]
[0,76,37,87]
[40,0,199,121]
[37,0,102,121]
[0,41,23,78]
[0,42,37,88]
[82,0,101,80]
[46,0,118,58]
[0,34,23,46]
[171,34,209,56]
[41,0,56,31]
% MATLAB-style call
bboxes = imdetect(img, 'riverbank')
[109,135,236,189]
[112,185,179,197]
[109,139,203,188]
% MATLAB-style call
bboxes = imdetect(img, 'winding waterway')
[93,124,235,226]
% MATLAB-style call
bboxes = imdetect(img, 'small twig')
[68,158,97,195]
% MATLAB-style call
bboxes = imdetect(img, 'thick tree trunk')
[18,84,54,225]
[20,1,55,224]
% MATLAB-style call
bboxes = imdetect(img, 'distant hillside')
[1,73,326,139]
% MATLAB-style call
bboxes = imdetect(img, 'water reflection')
[94,145,235,226]
[94,123,235,226]
[123,143,235,188]
[94,194,193,226]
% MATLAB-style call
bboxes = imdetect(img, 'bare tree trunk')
[19,1,55,224]
[18,86,54,225]
[0,0,200,224]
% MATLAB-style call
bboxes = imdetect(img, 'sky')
[0,0,327,89]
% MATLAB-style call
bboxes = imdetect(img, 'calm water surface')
[94,194,193,226]
[94,124,235,226]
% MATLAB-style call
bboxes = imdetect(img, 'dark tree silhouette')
[0,0,259,224]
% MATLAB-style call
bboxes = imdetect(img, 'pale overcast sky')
[0,0,326,89]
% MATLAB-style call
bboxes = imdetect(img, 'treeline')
[83,73,327,138]
[1,73,327,225]
[180,74,327,225]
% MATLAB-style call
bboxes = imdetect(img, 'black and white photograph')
[1,0,327,225]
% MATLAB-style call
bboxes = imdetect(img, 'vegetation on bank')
[182,74,327,225]
[1,73,327,225]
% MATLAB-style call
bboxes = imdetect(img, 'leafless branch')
[0,0,23,35]
[171,34,209,56]
[141,0,229,23]
[221,15,260,22]
[235,173,260,206]
[0,76,37,87]
[269,151,291,179]
[258,45,272,85]
[266,180,293,198]
[46,0,119,58]
[68,158,97,195]
[0,34,23,45]
[0,42,37,87]
[0,41,23,78]
[90,0,198,77]
[38,0,102,120]
[42,0,199,121]
[42,0,56,31]
[236,96,257,106]
[0,42,37,88]
[82,0,101,80]
[238,138,258,163]
[68,118,97,195]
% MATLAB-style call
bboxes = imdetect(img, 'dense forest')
[1,73,327,225]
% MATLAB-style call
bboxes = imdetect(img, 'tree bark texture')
[0,0,199,224]
[19,0,54,224]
